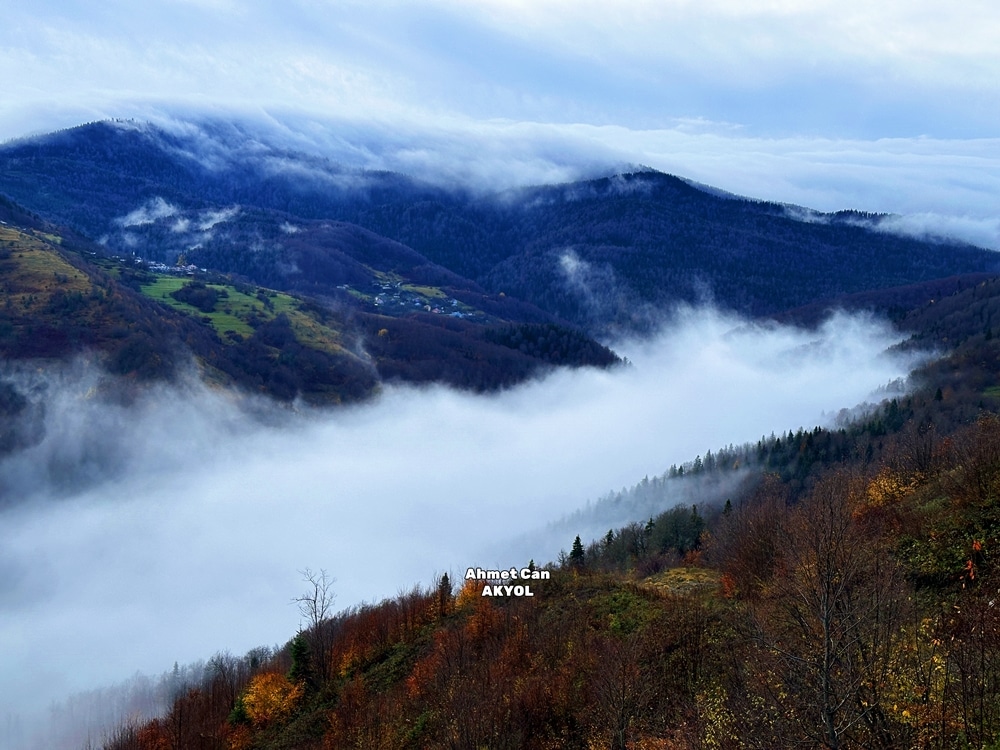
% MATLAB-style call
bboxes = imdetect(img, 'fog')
[869,212,1000,252]
[0,307,924,746]
[155,111,1000,250]
[2,1,997,261]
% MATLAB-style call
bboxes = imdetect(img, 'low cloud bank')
[4,109,998,255]
[868,212,1000,251]
[156,111,1000,248]
[0,307,923,747]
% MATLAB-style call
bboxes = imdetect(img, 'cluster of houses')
[368,281,471,319]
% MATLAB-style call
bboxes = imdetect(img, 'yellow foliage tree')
[865,467,916,508]
[242,672,304,728]
[455,579,485,610]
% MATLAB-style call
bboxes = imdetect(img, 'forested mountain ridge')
[9,117,994,417]
[0,199,619,418]
[1,120,997,335]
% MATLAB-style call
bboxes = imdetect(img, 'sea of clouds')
[0,306,925,748]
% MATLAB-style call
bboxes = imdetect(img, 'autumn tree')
[743,470,911,749]
[590,633,654,750]
[241,672,303,728]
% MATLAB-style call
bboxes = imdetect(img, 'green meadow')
[140,276,345,353]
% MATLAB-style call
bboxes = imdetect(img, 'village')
[351,279,488,322]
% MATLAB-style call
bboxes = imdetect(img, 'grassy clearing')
[141,278,256,337]
[0,227,91,312]
[139,275,346,351]
[984,386,1000,399]
[141,276,188,300]
[640,567,720,596]
[401,284,447,299]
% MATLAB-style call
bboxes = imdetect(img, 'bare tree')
[746,470,909,749]
[591,633,656,750]
[292,568,337,685]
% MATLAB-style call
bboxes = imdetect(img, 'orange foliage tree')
[241,672,303,728]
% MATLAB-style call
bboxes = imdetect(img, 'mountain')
[0,202,378,402]
[3,117,999,469]
[0,203,619,407]
[2,120,997,337]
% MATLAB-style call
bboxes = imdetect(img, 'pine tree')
[437,573,451,617]
[570,535,585,568]
[288,632,315,692]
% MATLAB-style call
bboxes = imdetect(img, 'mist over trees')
[92,410,1000,748]
[80,304,1000,747]
[1,121,997,338]
[5,118,1000,749]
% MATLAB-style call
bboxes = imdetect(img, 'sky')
[1,0,999,240]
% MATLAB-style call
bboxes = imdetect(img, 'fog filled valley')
[4,1,1000,745]
[1,111,1000,748]
[0,304,924,748]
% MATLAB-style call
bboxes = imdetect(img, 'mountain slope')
[1,120,997,336]
[0,210,380,403]
[99,324,1000,749]
[0,198,621,421]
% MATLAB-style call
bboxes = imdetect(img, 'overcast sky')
[1,0,999,238]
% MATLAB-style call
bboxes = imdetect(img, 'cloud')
[868,213,1000,251]
[0,0,997,232]
[196,205,239,230]
[779,204,1000,251]
[0,307,923,744]
[115,197,179,227]
[134,110,999,226]
[555,248,649,331]
[3,0,998,142]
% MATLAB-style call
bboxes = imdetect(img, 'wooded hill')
[0,199,619,414]
[96,277,1000,749]
[2,118,997,407]
[2,121,998,336]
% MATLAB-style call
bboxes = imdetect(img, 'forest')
[0,199,623,419]
[91,276,1000,749]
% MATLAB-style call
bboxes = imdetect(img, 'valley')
[1,119,999,750]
